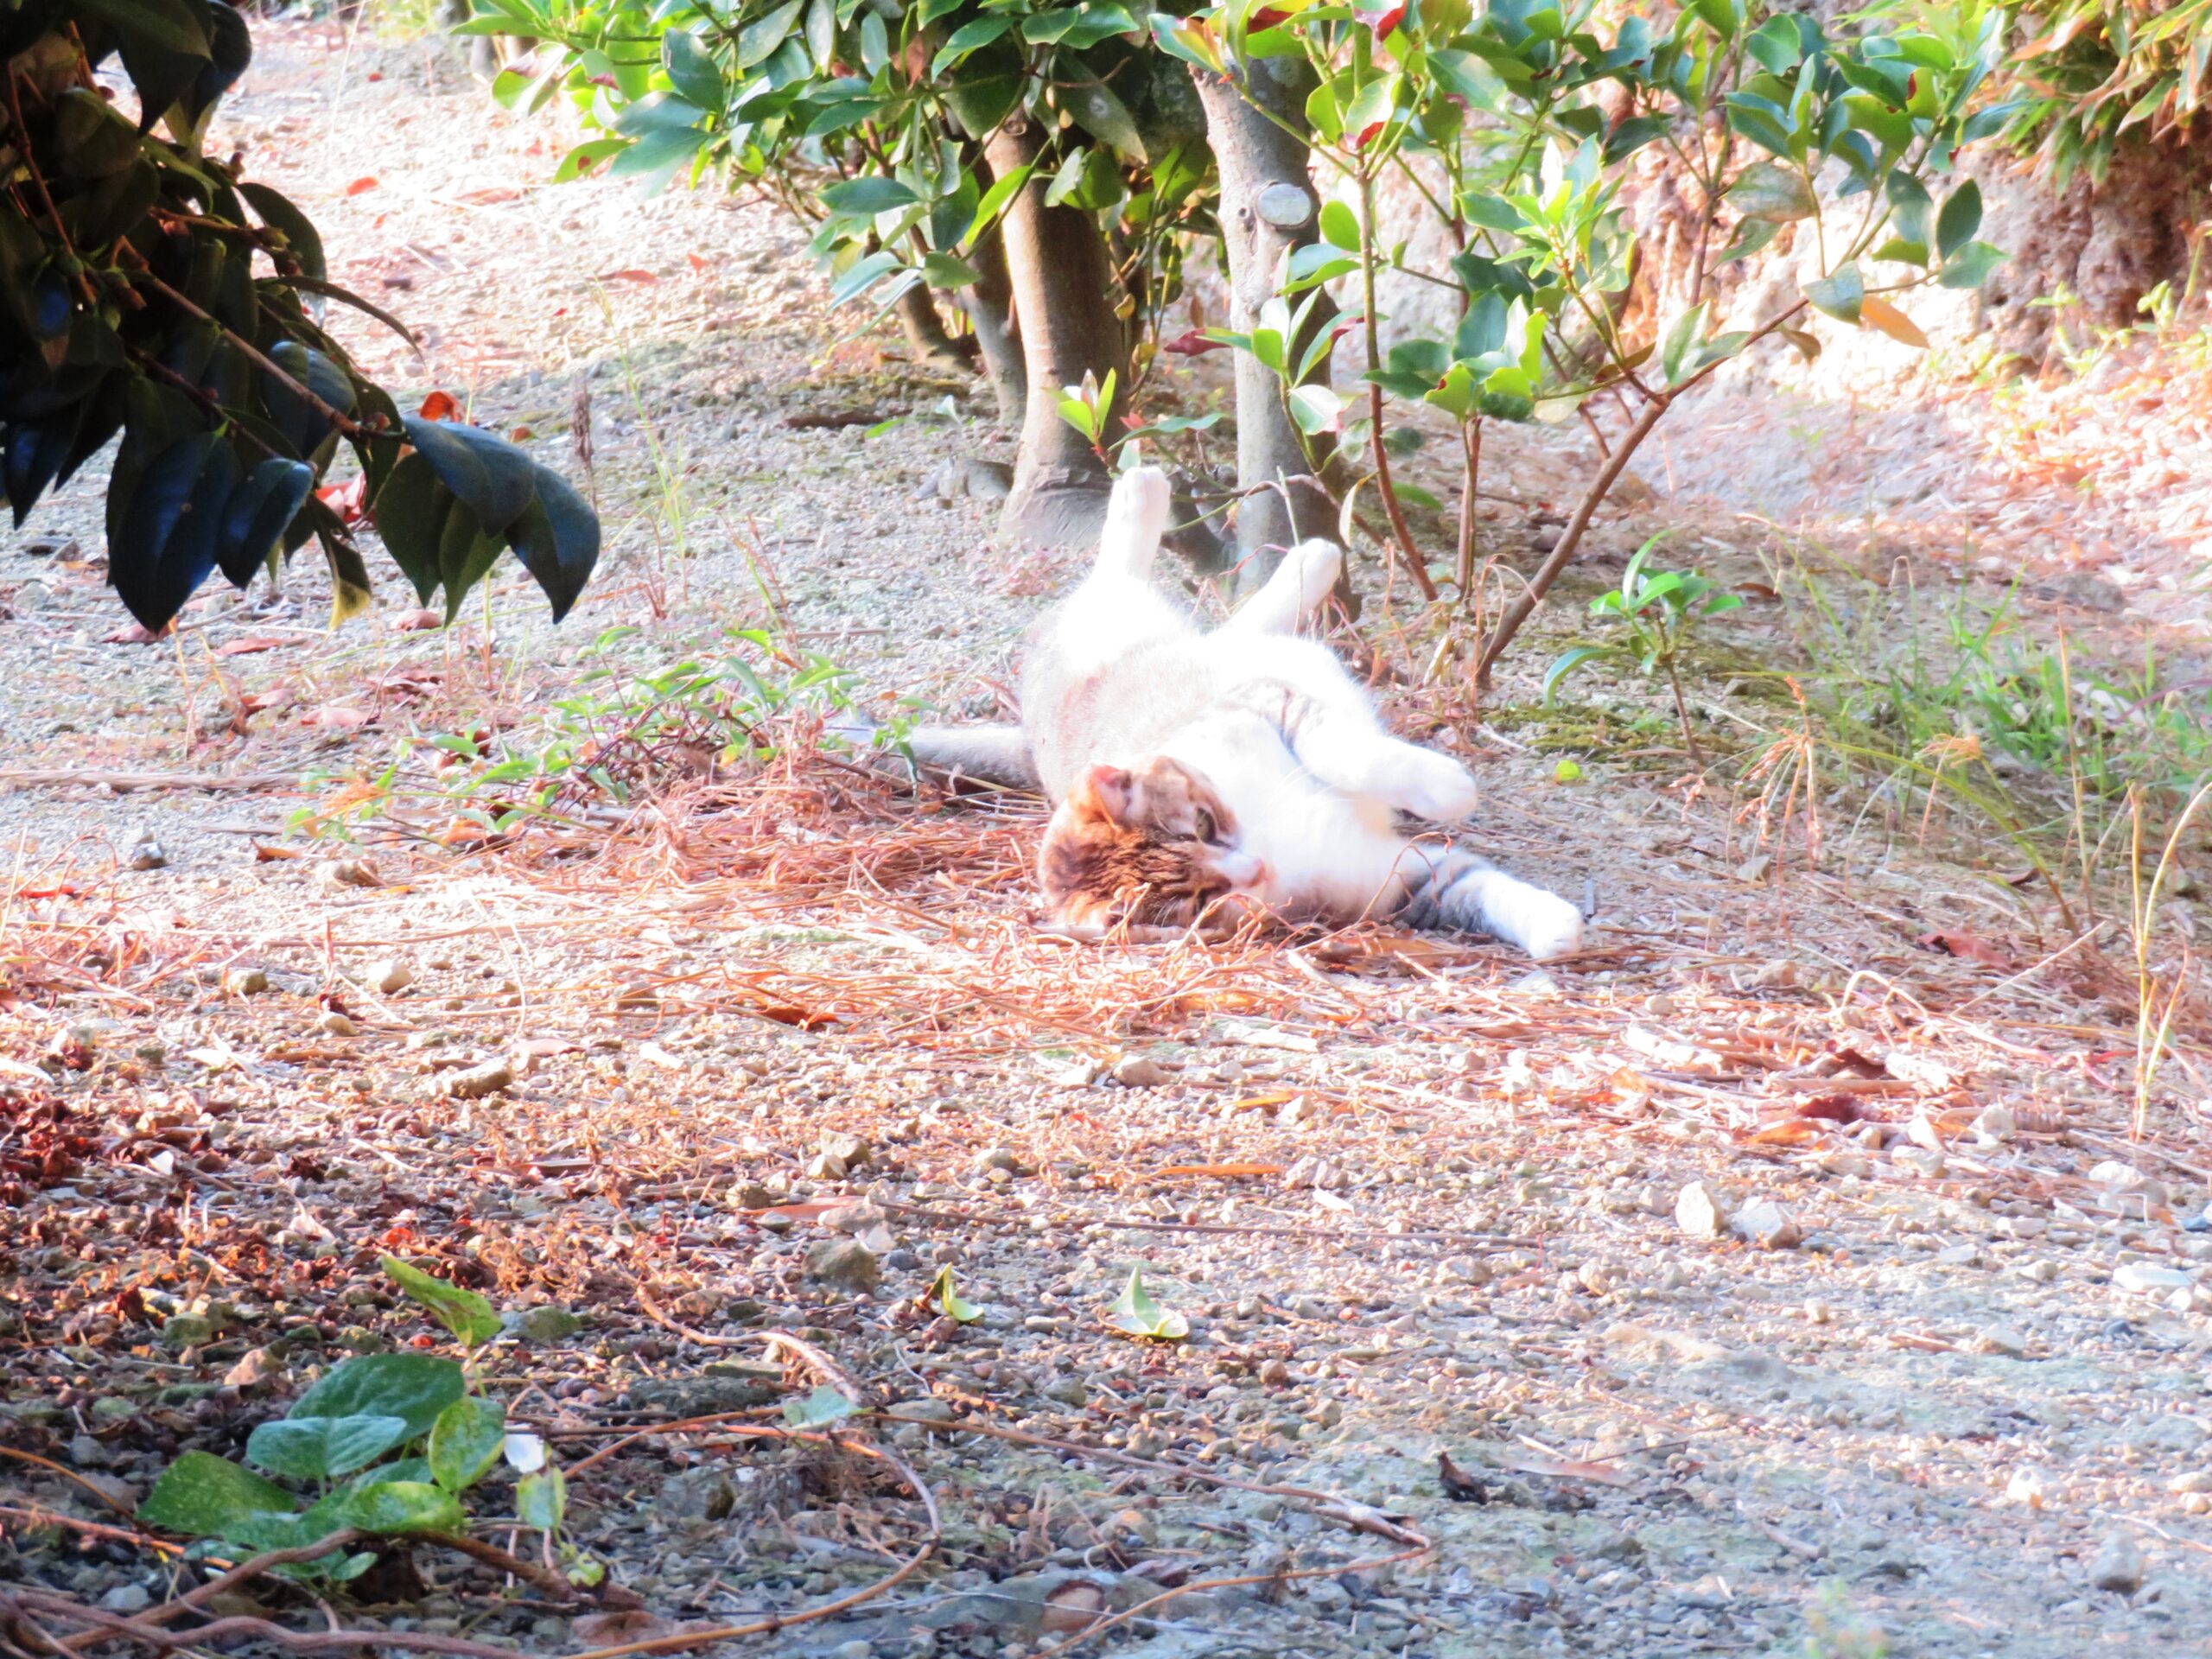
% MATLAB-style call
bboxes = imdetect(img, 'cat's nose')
[1221,851,1268,887]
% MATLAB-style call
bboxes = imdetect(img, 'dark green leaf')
[663,30,725,112]
[820,176,918,215]
[506,467,600,624]
[428,1396,506,1493]
[241,182,327,282]
[1059,71,1146,161]
[139,1452,296,1539]
[1804,261,1864,324]
[738,0,804,67]
[401,416,536,537]
[370,450,450,605]
[217,457,314,588]
[291,1353,466,1441]
[1726,160,1816,222]
[932,14,1011,73]
[1935,179,1980,261]
[1937,239,2004,289]
[75,0,210,59]
[331,1480,466,1536]
[246,1415,412,1482]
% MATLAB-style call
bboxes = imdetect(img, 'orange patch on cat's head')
[1039,759,1256,931]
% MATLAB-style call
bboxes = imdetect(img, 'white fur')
[1019,467,1581,956]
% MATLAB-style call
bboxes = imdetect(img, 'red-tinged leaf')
[1916,931,2012,970]
[346,176,380,196]
[1159,330,1227,356]
[389,607,442,632]
[1153,1162,1286,1179]
[1746,1116,1826,1145]
[599,268,659,283]
[1353,120,1387,149]
[1795,1094,1870,1124]
[251,843,306,862]
[1249,6,1290,27]
[741,1198,846,1224]
[315,475,369,526]
[510,425,534,442]
[417,390,461,423]
[1438,1452,1493,1502]
[1364,3,1405,37]
[214,635,289,657]
[686,253,710,272]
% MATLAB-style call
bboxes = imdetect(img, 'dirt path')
[3,20,2209,1659]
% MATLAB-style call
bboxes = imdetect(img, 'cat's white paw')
[1284,537,1342,609]
[1512,891,1586,961]
[1400,753,1480,823]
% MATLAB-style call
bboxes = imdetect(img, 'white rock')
[1675,1182,1730,1240]
[1732,1199,1802,1250]
[2088,1530,2144,1595]
[1890,1146,1945,1179]
[1110,1054,1168,1088]
[1969,1104,2016,1143]
[2113,1262,2195,1296]
[366,957,414,995]
[2166,1471,2212,1496]
[2005,1466,2053,1508]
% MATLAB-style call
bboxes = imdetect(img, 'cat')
[903,466,1586,959]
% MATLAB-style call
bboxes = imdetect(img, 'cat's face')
[1038,759,1263,931]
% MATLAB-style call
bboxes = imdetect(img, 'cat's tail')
[899,723,1042,793]
[1396,845,1584,961]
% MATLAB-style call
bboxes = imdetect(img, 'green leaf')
[1059,72,1146,161]
[1726,161,1816,222]
[1287,383,1345,435]
[1318,199,1360,252]
[1545,645,1611,706]
[332,1480,466,1536]
[140,1452,296,1540]
[1935,179,1981,261]
[505,467,600,625]
[247,1414,411,1482]
[782,1385,860,1427]
[238,183,327,283]
[1106,1268,1188,1341]
[380,1255,502,1350]
[428,1396,507,1493]
[928,1266,983,1324]
[516,1468,567,1534]
[400,417,536,537]
[291,1354,467,1441]
[820,176,918,216]
[1718,216,1780,265]
[932,15,1012,74]
[1660,302,1709,386]
[76,0,211,60]
[1937,240,2004,289]
[919,251,982,288]
[963,162,1033,249]
[738,0,804,68]
[662,31,726,113]
[1804,261,1864,324]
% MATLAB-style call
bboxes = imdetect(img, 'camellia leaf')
[1106,1268,1188,1341]
[428,1395,507,1493]
[381,1254,502,1349]
[332,1480,467,1536]
[1937,240,2005,290]
[1858,296,1929,348]
[290,1353,466,1441]
[516,1468,567,1534]
[139,1452,296,1539]
[1726,160,1816,222]
[820,176,918,216]
[1804,261,1865,324]
[927,1266,983,1324]
[782,1385,860,1427]
[246,1414,411,1482]
[1935,179,1981,262]
[399,416,535,537]
[505,468,601,624]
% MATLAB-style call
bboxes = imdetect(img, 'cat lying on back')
[905,467,1585,959]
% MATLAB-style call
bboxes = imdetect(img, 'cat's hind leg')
[1222,537,1341,636]
[1090,466,1173,583]
[1397,844,1585,960]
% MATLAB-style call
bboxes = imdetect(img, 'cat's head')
[1038,760,1262,931]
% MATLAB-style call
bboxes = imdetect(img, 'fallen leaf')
[346,175,379,195]
[1499,1450,1637,1488]
[1041,1581,1108,1634]
[1438,1451,1494,1503]
[1158,330,1228,356]
[1153,1162,1285,1179]
[250,843,306,862]
[308,706,372,733]
[1859,296,1929,349]
[417,390,461,422]
[686,252,710,272]
[1745,1116,1827,1146]
[214,635,288,657]
[599,268,658,283]
[1916,931,2012,970]
[315,475,368,525]
[103,623,162,645]
[389,608,443,632]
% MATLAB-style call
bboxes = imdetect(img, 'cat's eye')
[1194,810,1220,844]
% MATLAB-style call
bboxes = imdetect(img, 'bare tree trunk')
[984,118,1128,547]
[891,281,969,376]
[966,217,1026,428]
[1191,60,1338,593]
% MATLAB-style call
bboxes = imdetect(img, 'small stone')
[1734,853,1774,884]
[807,1239,880,1292]
[1815,1149,1872,1179]
[366,958,414,995]
[972,1147,1026,1177]
[225,967,269,996]
[2113,1262,2194,1296]
[1891,1146,1945,1179]
[445,1060,513,1100]
[1731,1199,1802,1250]
[1973,1325,2027,1357]
[98,1585,151,1614]
[160,1313,216,1350]
[2088,1530,2143,1596]
[1044,1376,1089,1408]
[1257,1357,1293,1387]
[1675,1182,1730,1240]
[223,1347,276,1389]
[663,1466,736,1522]
[1577,1260,1616,1295]
[2183,1493,2212,1516]
[2006,1467,2052,1508]
[319,857,382,890]
[1970,1105,2016,1143]
[832,1643,874,1659]
[1110,1054,1168,1088]
[1905,1113,1945,1154]
[818,1131,872,1170]
[2169,1471,2212,1496]
[128,836,168,872]
[1934,1243,1983,1269]
[314,1011,357,1038]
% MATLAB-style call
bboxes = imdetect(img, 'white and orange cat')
[907,466,1585,959]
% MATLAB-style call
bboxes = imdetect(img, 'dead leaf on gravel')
[215,635,289,657]
[1745,1116,1828,1146]
[1438,1451,1494,1502]
[345,175,379,194]
[1500,1450,1637,1488]
[308,705,372,733]
[570,1611,692,1644]
[417,390,461,422]
[250,843,305,862]
[1916,931,2012,969]
[1154,1162,1286,1179]
[600,267,659,283]
[1041,1580,1109,1634]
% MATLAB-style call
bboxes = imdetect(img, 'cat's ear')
[1073,764,1134,823]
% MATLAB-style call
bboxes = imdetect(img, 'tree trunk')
[965,218,1026,429]
[984,118,1128,547]
[891,280,970,376]
[1191,60,1338,593]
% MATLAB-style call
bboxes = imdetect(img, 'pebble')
[2113,1262,2194,1295]
[1890,1146,1945,1179]
[1110,1054,1168,1088]
[314,1011,357,1038]
[1734,853,1774,883]
[127,833,167,872]
[1732,1198,1802,1250]
[1815,1148,1872,1179]
[1970,1104,2016,1143]
[1675,1182,1730,1240]
[1043,1376,1089,1408]
[2088,1530,2143,1595]
[366,958,414,995]
[98,1584,151,1614]
[444,1059,513,1099]
[972,1147,1025,1177]
[806,1239,880,1292]
[2169,1471,2212,1496]
[319,857,382,890]
[225,967,269,996]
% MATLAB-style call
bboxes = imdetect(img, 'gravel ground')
[3,18,2209,1659]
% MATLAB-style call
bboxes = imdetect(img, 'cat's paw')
[1398,753,1480,823]
[1283,537,1343,609]
[1510,890,1586,961]
[1102,466,1172,567]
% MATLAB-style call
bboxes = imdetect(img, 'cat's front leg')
[1293,719,1480,823]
